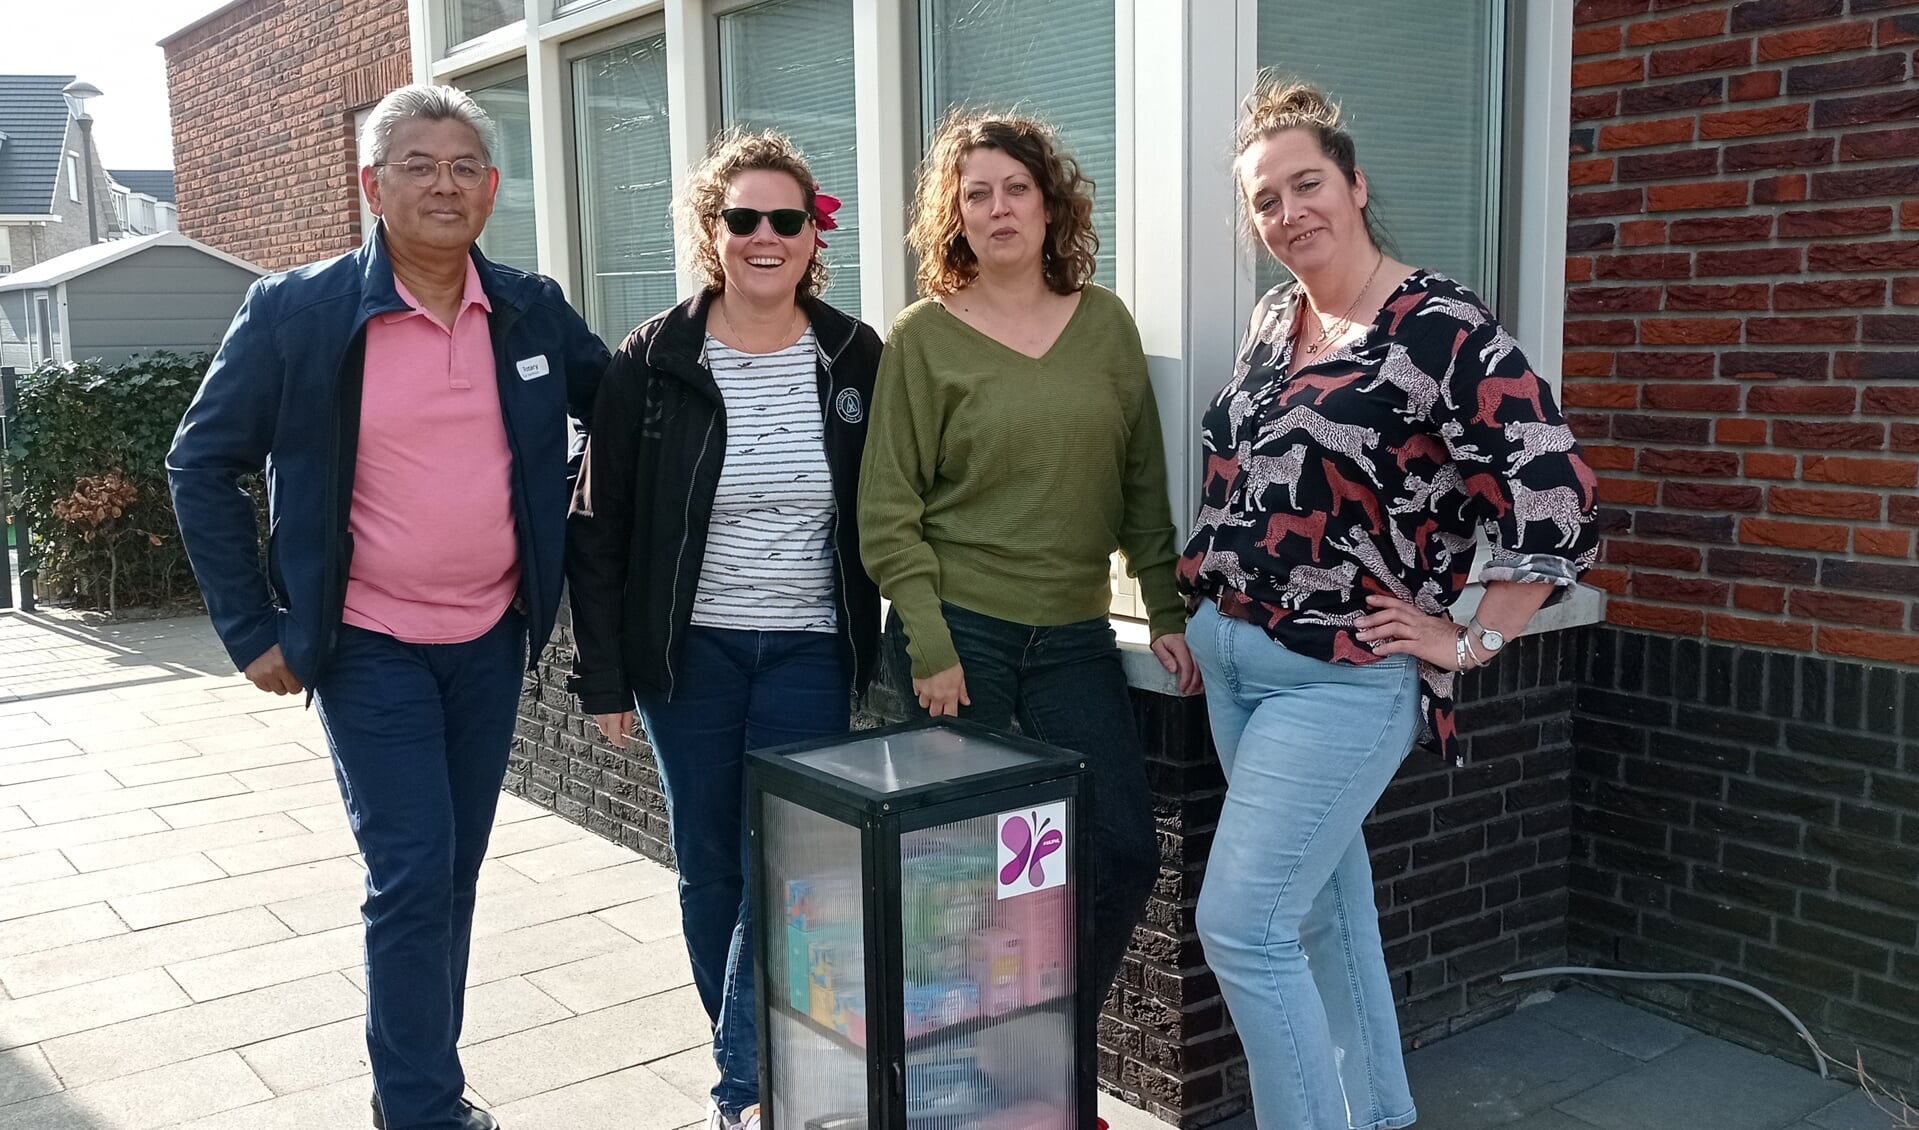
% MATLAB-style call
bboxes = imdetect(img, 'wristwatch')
[1469,617,1506,656]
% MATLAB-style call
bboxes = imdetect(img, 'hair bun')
[1236,76,1342,153]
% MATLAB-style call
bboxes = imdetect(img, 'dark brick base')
[1569,625,1919,1091]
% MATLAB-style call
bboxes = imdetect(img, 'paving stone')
[0,968,190,1048]
[203,825,359,876]
[525,936,695,1013]
[1555,1036,1851,1130]
[472,860,678,937]
[1802,1088,1912,1130]
[0,743,198,786]
[643,1046,718,1107]
[458,975,574,1046]
[237,1016,368,1095]
[0,1044,61,1106]
[166,1073,374,1130]
[493,793,551,825]
[63,812,310,873]
[40,970,365,1086]
[0,770,123,808]
[0,907,292,997]
[0,1049,273,1130]
[21,774,249,826]
[0,809,169,861]
[594,892,687,944]
[466,914,639,986]
[166,923,363,1001]
[141,698,270,726]
[0,741,78,768]
[487,814,597,858]
[460,984,711,1106]
[0,849,76,889]
[150,779,343,829]
[286,802,348,833]
[1523,987,1695,1061]
[264,884,368,935]
[0,903,128,960]
[491,1063,706,1130]
[0,807,27,833]
[1403,1013,1639,1128]
[230,757,335,792]
[110,857,366,929]
[0,718,55,750]
[497,833,642,883]
[64,714,272,755]
[0,853,225,922]
[108,742,313,787]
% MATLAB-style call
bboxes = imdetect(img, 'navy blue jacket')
[167,227,610,686]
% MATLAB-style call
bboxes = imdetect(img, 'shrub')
[7,352,213,612]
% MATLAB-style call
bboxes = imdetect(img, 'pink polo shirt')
[341,259,520,644]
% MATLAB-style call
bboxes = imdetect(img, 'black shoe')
[372,1094,499,1130]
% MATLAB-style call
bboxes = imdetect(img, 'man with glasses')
[168,84,609,1130]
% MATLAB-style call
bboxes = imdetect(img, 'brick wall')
[1570,623,1919,1089]
[1561,0,1919,667]
[161,0,410,271]
[514,610,1580,1129]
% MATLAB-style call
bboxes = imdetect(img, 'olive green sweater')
[857,285,1185,678]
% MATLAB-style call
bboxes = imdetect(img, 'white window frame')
[67,153,81,204]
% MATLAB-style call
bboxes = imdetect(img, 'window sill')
[1116,583,1607,696]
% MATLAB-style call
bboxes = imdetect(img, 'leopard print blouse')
[1178,270,1600,761]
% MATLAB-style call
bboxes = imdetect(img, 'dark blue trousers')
[312,611,526,1130]
[637,626,849,1121]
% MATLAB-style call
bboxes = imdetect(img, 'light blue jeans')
[1188,599,1421,1130]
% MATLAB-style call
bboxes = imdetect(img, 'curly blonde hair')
[675,128,829,298]
[1233,76,1390,252]
[907,111,1098,297]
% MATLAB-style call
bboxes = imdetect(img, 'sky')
[10,0,238,170]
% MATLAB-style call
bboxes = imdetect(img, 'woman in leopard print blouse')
[1176,80,1598,1130]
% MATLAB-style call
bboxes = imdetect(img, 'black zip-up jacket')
[565,290,883,714]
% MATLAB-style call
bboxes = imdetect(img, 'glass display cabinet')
[748,719,1095,1130]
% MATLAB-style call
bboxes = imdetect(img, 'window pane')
[919,0,1117,289]
[471,76,538,273]
[1255,0,1501,302]
[446,0,520,46]
[573,32,676,345]
[719,0,860,317]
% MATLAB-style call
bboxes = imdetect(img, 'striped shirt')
[692,329,839,632]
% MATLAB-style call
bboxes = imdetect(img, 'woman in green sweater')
[858,111,1199,1002]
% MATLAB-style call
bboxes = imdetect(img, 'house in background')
[0,74,122,274]
[0,229,261,370]
[106,168,180,236]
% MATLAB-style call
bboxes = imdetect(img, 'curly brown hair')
[907,111,1099,297]
[675,128,829,298]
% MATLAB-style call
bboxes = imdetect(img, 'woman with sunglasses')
[858,111,1200,1013]
[566,129,880,1130]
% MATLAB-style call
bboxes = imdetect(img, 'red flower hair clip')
[812,191,841,249]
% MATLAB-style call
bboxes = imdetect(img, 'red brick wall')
[1562,0,1919,668]
[162,0,411,271]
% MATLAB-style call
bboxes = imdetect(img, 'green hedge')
[7,353,213,612]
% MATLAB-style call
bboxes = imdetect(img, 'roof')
[109,169,175,203]
[0,75,75,216]
[0,230,264,292]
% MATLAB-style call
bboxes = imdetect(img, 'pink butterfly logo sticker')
[996,801,1068,898]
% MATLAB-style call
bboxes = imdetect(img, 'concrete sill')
[1116,583,1608,697]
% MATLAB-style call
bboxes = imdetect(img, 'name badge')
[516,355,550,381]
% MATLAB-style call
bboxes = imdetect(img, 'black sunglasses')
[720,207,810,237]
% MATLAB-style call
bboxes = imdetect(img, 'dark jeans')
[311,611,525,1130]
[637,626,849,1120]
[887,602,1159,1005]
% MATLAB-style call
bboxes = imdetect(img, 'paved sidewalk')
[0,611,1890,1130]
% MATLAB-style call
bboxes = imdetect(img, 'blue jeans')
[312,611,526,1130]
[887,603,1158,1004]
[1187,599,1420,1130]
[637,627,849,1120]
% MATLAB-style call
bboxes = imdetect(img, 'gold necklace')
[1302,252,1384,357]
[717,297,799,355]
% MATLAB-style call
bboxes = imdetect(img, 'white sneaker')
[705,1102,727,1130]
[737,1105,761,1130]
